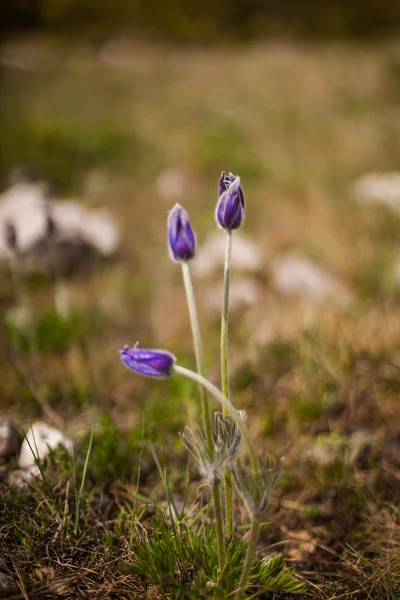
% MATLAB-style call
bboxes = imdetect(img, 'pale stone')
[49,200,86,235]
[50,202,120,255]
[8,465,41,489]
[81,209,120,255]
[18,422,73,469]
[0,182,48,256]
[0,182,120,271]
[192,232,264,279]
[271,253,352,306]
[0,419,21,459]
[352,172,400,212]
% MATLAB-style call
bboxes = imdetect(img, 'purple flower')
[167,204,196,262]
[216,172,245,231]
[120,344,176,379]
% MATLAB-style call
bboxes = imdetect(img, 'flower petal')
[120,345,176,378]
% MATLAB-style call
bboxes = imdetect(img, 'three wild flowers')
[120,173,283,598]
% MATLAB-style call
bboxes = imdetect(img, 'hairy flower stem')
[212,483,226,567]
[180,262,225,568]
[221,231,231,402]
[221,231,234,538]
[181,262,213,455]
[174,365,258,473]
[234,517,261,600]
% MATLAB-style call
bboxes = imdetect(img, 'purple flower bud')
[167,204,196,262]
[219,171,236,196]
[119,343,176,379]
[216,172,245,231]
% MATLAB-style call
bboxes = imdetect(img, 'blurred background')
[2,8,400,594]
[3,0,400,41]
[1,2,400,445]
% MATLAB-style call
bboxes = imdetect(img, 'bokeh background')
[1,5,400,595]
[1,1,400,461]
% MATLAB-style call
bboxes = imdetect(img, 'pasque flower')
[214,411,246,464]
[180,412,245,485]
[167,204,196,262]
[233,454,282,519]
[216,172,245,230]
[119,343,176,379]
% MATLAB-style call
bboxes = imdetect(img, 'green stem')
[212,483,226,567]
[221,231,231,401]
[234,517,261,600]
[174,364,258,473]
[180,262,226,568]
[181,262,213,457]
[221,231,234,539]
[224,469,234,539]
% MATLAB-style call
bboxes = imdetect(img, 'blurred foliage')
[195,119,264,182]
[0,118,139,191]
[3,0,400,40]
[5,305,104,353]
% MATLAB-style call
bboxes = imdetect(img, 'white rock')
[50,199,86,235]
[0,419,21,459]
[271,253,352,305]
[50,202,120,255]
[352,172,400,212]
[0,182,120,270]
[0,182,48,256]
[18,422,73,469]
[8,465,41,490]
[81,209,120,255]
[192,232,264,279]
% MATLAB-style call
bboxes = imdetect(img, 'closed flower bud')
[180,425,226,486]
[167,204,196,262]
[214,411,246,463]
[180,411,246,486]
[216,172,244,231]
[233,454,282,520]
[120,343,176,379]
